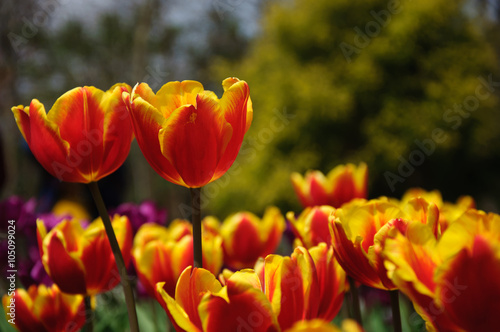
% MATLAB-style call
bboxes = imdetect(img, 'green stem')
[84,296,93,332]
[87,182,140,332]
[348,277,363,326]
[390,290,402,332]
[190,187,202,268]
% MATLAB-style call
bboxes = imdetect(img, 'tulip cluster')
[6,68,499,332]
[327,187,500,330]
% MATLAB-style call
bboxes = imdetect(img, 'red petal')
[45,233,87,294]
[437,236,500,331]
[213,81,250,180]
[126,92,185,185]
[159,103,226,187]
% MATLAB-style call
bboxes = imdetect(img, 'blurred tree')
[209,0,500,215]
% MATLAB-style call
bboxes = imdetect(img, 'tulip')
[36,215,133,295]
[329,198,439,290]
[124,78,252,188]
[156,267,278,332]
[287,205,335,249]
[291,163,368,208]
[158,244,346,331]
[220,206,285,269]
[383,209,500,331]
[132,219,223,297]
[12,84,133,182]
[2,284,85,332]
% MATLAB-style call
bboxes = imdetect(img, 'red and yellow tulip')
[291,163,368,208]
[156,267,279,332]
[124,78,252,188]
[157,244,346,331]
[329,197,439,289]
[220,206,285,269]
[2,284,85,332]
[12,84,133,182]
[132,219,223,297]
[36,215,133,295]
[287,205,335,249]
[383,209,500,331]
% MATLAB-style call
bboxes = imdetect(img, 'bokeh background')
[1,0,499,219]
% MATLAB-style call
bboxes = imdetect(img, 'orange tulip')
[132,219,223,297]
[36,215,133,295]
[156,267,279,332]
[291,163,368,208]
[124,78,252,188]
[287,205,335,249]
[2,284,85,332]
[383,209,500,331]
[329,198,439,289]
[157,244,346,331]
[220,207,285,269]
[12,84,133,182]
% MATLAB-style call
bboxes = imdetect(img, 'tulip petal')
[436,236,500,331]
[199,270,279,332]
[155,80,204,118]
[213,80,251,179]
[18,100,73,181]
[156,281,202,332]
[44,232,87,294]
[175,267,222,330]
[159,103,227,187]
[126,92,185,185]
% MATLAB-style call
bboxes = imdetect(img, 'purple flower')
[0,196,36,232]
[109,200,167,233]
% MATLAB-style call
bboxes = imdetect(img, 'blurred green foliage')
[209,0,500,216]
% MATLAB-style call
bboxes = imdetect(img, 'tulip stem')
[390,290,402,332]
[190,187,203,268]
[348,277,363,326]
[84,296,93,332]
[87,182,140,332]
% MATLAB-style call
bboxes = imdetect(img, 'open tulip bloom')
[156,244,346,332]
[124,77,252,188]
